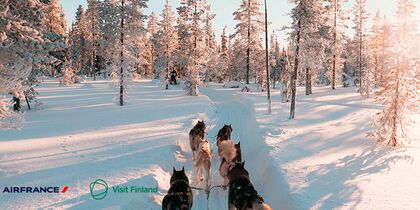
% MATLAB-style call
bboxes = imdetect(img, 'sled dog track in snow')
[194,86,295,210]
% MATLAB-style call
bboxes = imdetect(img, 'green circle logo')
[90,179,108,200]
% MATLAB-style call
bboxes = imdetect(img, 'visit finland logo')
[90,179,108,200]
[89,179,158,200]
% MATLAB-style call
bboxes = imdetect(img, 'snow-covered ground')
[0,79,292,209]
[1,79,419,210]
[241,86,420,210]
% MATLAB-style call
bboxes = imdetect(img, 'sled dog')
[162,167,193,210]
[217,124,233,142]
[194,139,212,189]
[189,120,206,160]
[227,162,272,210]
[219,141,242,188]
[216,124,234,158]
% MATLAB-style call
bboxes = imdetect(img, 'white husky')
[218,140,237,187]
[194,139,212,189]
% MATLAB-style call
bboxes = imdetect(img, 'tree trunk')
[359,4,363,88]
[390,71,400,147]
[305,67,311,95]
[332,0,337,90]
[264,0,271,114]
[92,8,96,81]
[119,0,124,106]
[290,20,300,120]
[246,0,251,84]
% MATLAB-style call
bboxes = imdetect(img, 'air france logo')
[2,186,69,193]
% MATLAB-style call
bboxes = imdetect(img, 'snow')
[241,86,420,210]
[1,79,419,209]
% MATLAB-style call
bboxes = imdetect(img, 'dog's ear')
[173,167,176,173]
[237,141,240,146]
[181,166,185,173]
[229,124,232,127]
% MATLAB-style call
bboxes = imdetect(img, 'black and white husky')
[162,167,193,210]
[227,162,272,210]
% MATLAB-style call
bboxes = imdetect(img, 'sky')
[60,0,419,47]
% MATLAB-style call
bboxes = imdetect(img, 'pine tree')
[353,0,370,96]
[70,5,89,75]
[146,12,158,77]
[279,45,292,103]
[290,0,324,96]
[269,32,279,88]
[289,0,324,118]
[233,0,265,85]
[183,0,209,96]
[176,0,191,78]
[371,0,419,146]
[110,0,148,105]
[155,0,178,81]
[326,0,348,89]
[219,25,231,81]
[368,11,384,88]
[202,3,220,83]
[0,0,46,129]
[44,0,68,78]
[85,0,101,80]
[97,0,119,79]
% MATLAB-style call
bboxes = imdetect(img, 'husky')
[189,120,206,160]
[227,162,272,210]
[162,167,193,210]
[219,141,242,188]
[194,139,212,189]
[216,124,234,158]
[217,124,233,142]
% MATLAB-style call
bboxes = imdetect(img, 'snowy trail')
[198,86,295,210]
[0,80,216,209]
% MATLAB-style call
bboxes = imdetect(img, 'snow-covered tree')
[183,0,209,96]
[109,0,148,105]
[97,0,119,79]
[219,25,231,81]
[202,4,220,82]
[370,0,419,146]
[69,5,89,75]
[44,0,67,78]
[288,0,324,119]
[368,11,384,87]
[279,45,293,103]
[232,0,265,85]
[0,0,46,129]
[85,0,101,80]
[325,0,348,89]
[353,0,371,96]
[145,12,158,77]
[175,0,191,78]
[155,1,178,80]
[269,32,281,88]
